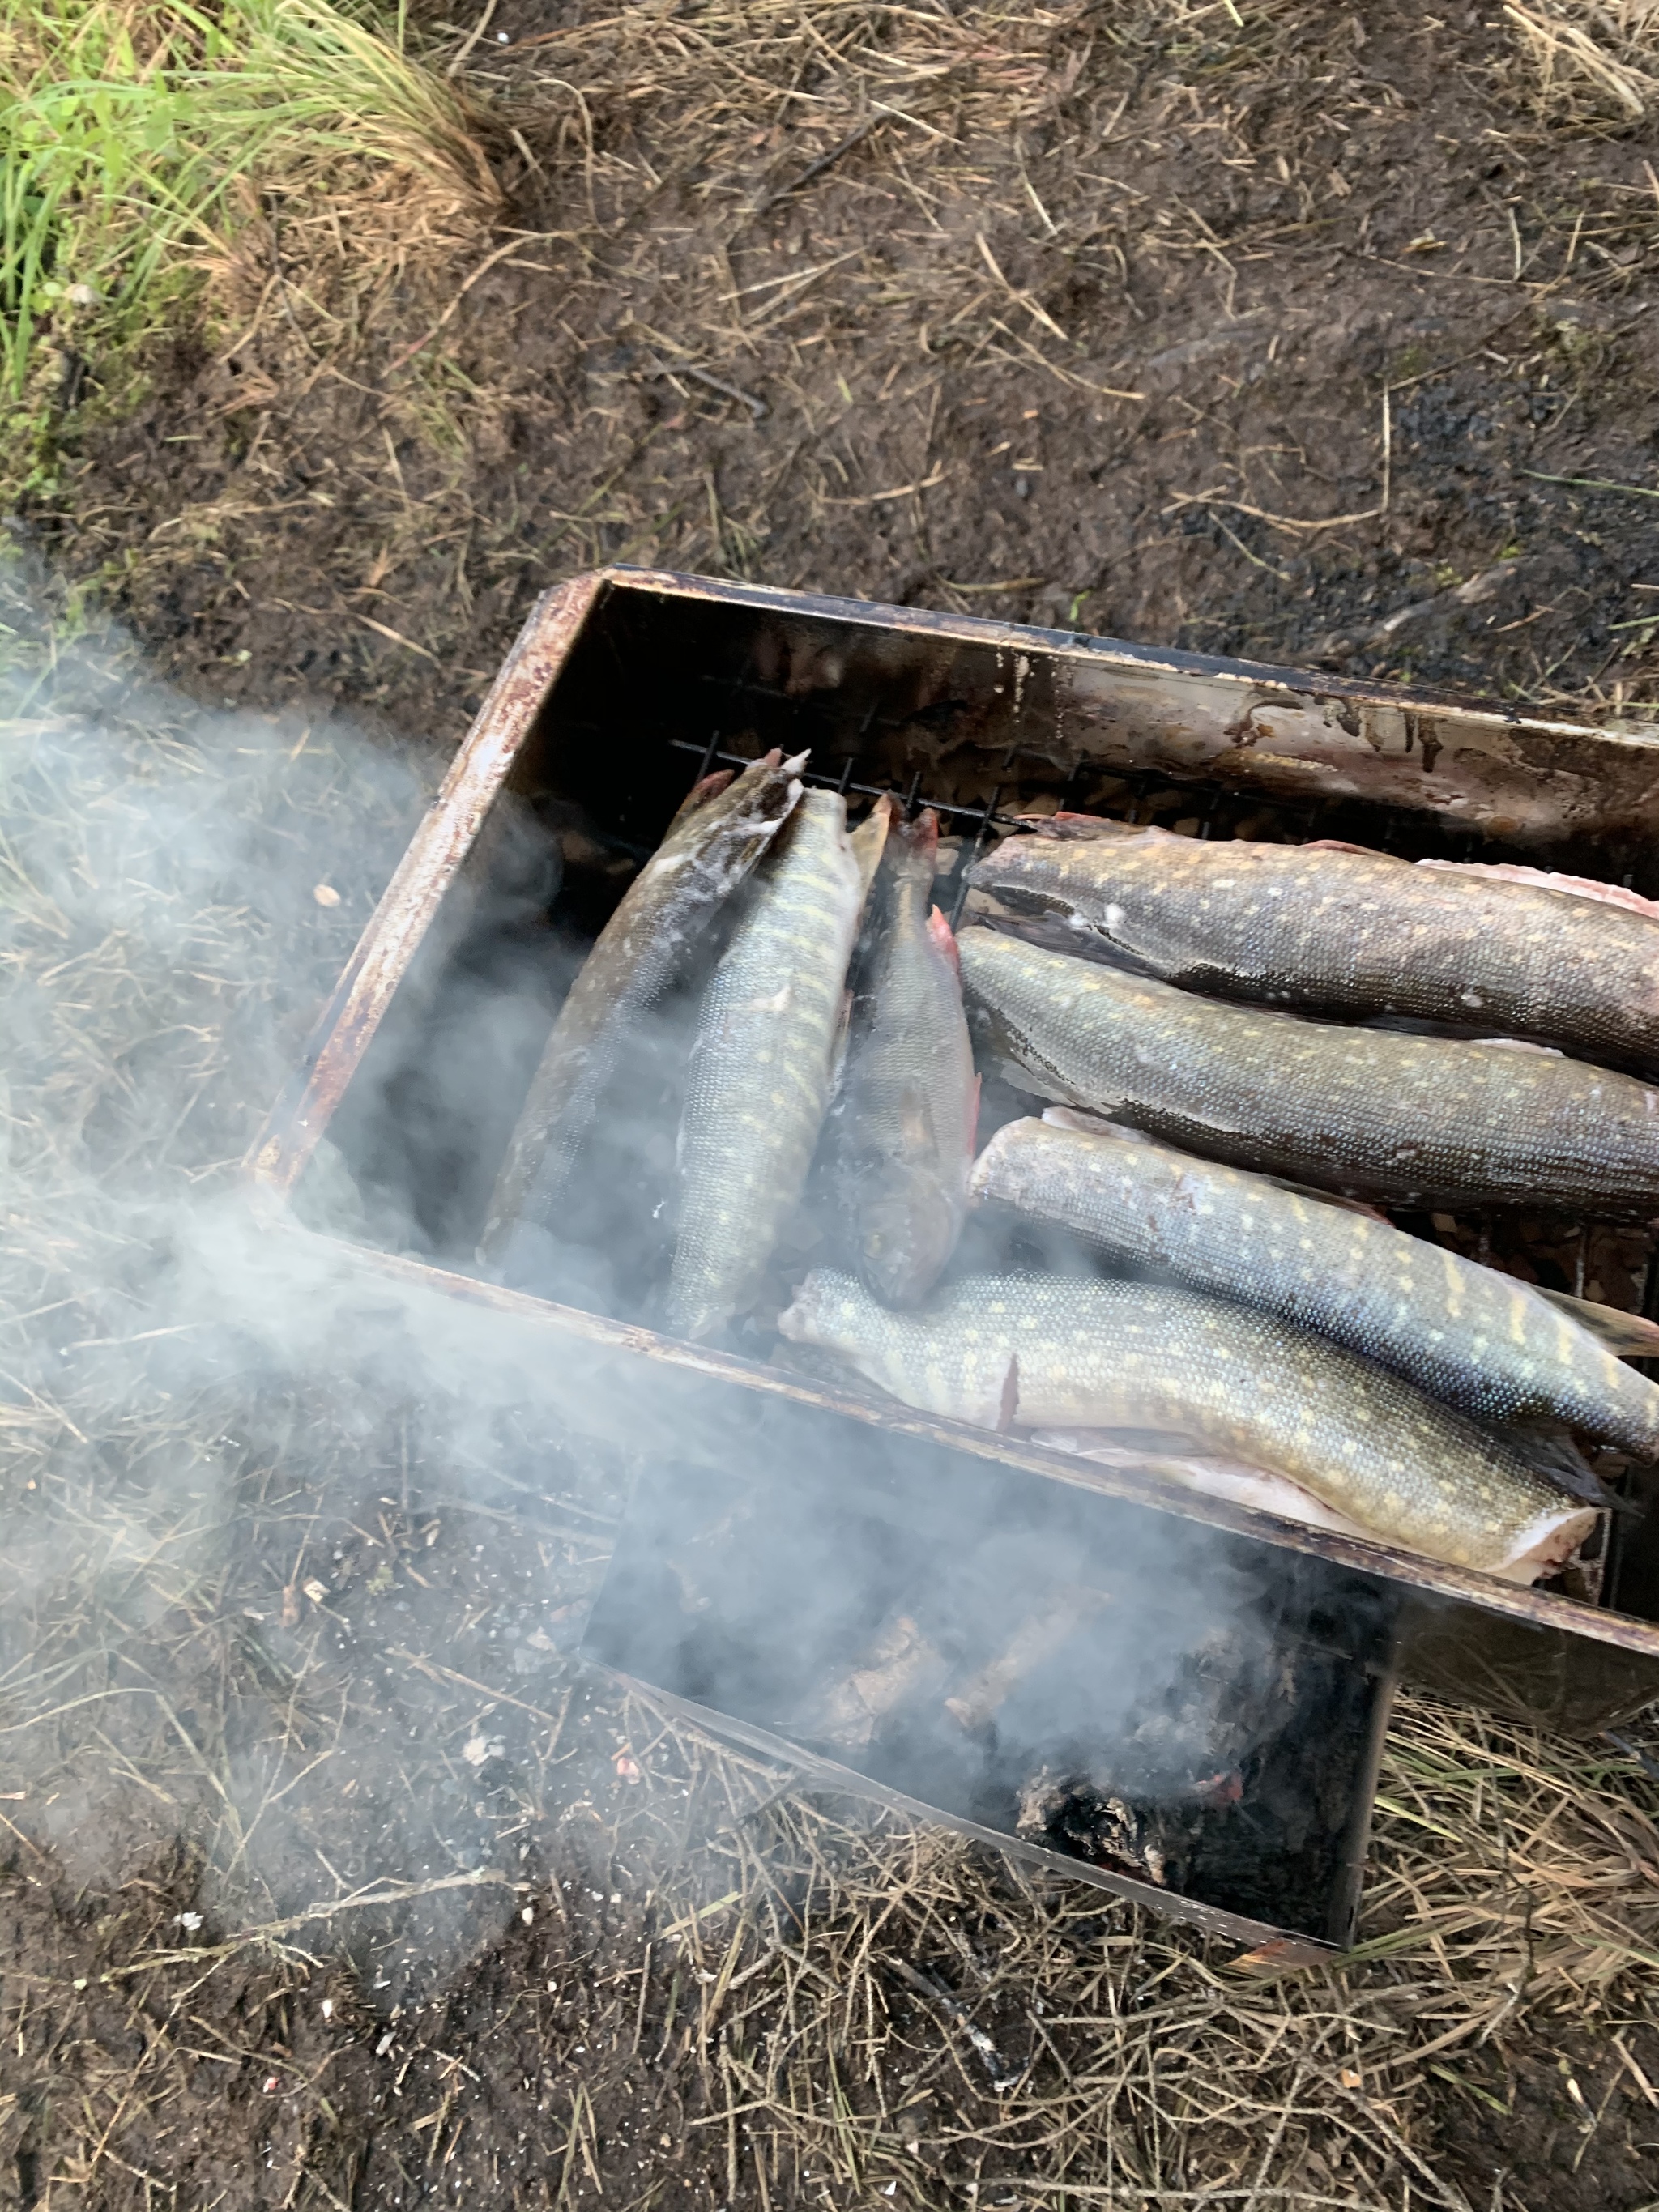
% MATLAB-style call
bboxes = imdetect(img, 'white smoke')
[0,558,1384,1976]
[0,569,661,1981]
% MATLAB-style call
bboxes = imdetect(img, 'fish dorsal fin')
[1532,1282,1659,1361]
[1418,857,1659,924]
[1488,1417,1623,1509]
[850,793,894,905]
[829,986,855,1096]
[1303,836,1402,862]
[1260,1174,1391,1224]
[997,1353,1021,1434]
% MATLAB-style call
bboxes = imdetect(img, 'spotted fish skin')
[970,820,1659,1071]
[972,1115,1659,1455]
[664,790,864,1342]
[958,927,1659,1220]
[776,1270,1597,1579]
[481,750,804,1265]
[834,809,979,1307]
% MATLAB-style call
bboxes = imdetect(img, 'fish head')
[663,747,806,888]
[855,1169,960,1309]
[967,825,1157,910]
[776,1268,865,1350]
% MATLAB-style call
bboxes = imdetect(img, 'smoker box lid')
[246,568,1659,1737]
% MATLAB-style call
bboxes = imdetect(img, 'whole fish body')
[833,808,979,1306]
[972,1114,1659,1455]
[777,1269,1597,1580]
[967,820,1659,1072]
[480,750,804,1267]
[664,788,866,1342]
[958,926,1659,1219]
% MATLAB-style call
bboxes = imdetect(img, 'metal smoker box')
[249,568,1659,1800]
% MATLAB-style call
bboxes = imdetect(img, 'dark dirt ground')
[11,2,1659,2208]
[25,0,1659,733]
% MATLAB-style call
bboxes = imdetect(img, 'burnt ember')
[1017,1771,1210,1893]
[1009,1617,1390,1927]
[582,1404,1398,1946]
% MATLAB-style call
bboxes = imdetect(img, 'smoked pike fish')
[832,808,979,1306]
[971,1112,1659,1454]
[664,788,866,1342]
[480,750,804,1268]
[777,1270,1597,1581]
[958,927,1659,1218]
[968,820,1659,1071]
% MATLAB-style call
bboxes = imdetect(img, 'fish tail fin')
[900,805,941,868]
[830,986,855,1095]
[927,903,961,974]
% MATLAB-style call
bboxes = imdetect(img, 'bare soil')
[10,2,1659,2207]
[25,0,1659,731]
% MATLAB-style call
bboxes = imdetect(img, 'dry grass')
[1505,2,1659,119]
[503,1682,1659,2210]
[2,0,501,508]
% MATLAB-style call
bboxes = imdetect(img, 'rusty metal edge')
[254,1214,1659,1669]
[586,1664,1339,1959]
[606,564,1655,746]
[246,570,608,1195]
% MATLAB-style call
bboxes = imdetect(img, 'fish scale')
[971,1115,1659,1454]
[664,789,865,1343]
[967,820,1659,1072]
[958,926,1659,1219]
[776,1270,1597,1580]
